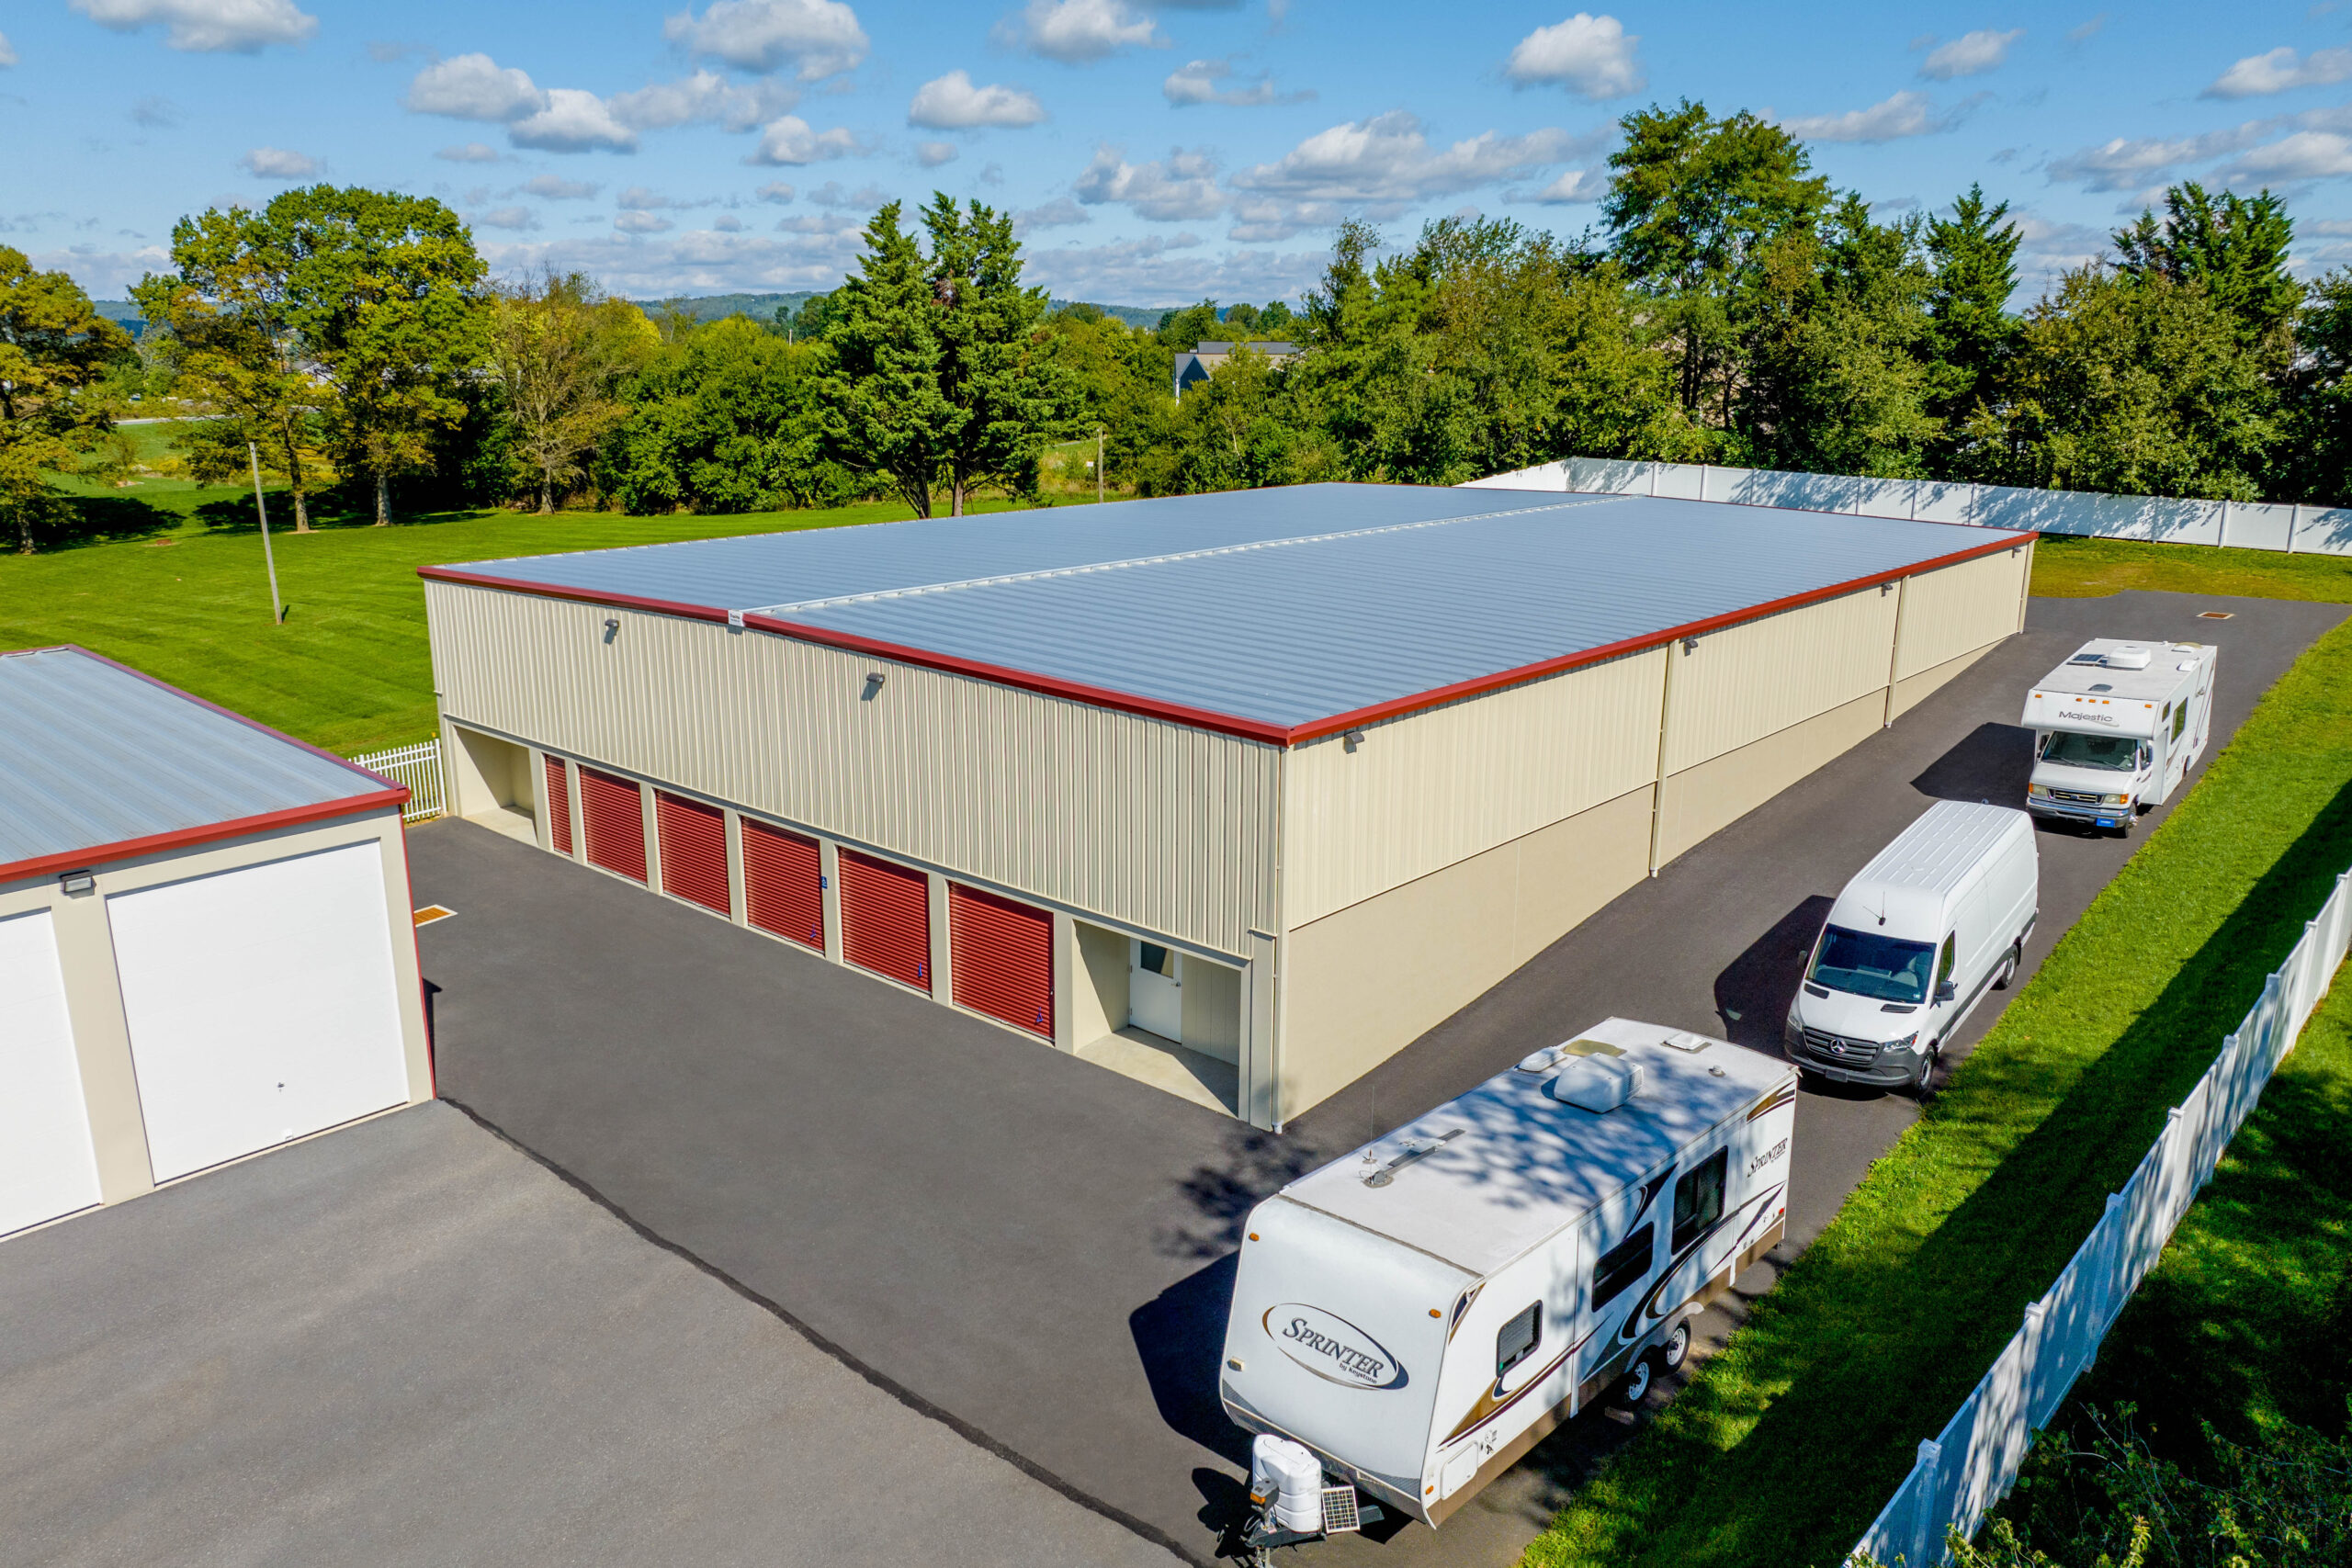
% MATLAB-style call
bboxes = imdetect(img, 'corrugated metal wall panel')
[1895,547,2031,681]
[655,790,729,914]
[1282,649,1664,928]
[1663,586,1900,773]
[950,882,1053,1038]
[424,581,1280,957]
[578,766,646,884]
[839,848,930,990]
[544,753,572,855]
[741,818,823,951]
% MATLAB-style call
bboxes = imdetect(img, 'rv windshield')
[1809,926,1936,1004]
[2041,731,2139,771]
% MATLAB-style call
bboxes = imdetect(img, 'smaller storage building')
[0,647,434,1240]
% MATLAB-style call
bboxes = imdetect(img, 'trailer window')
[1809,926,1935,1003]
[1497,1303,1542,1378]
[1591,1224,1655,1309]
[1672,1150,1727,1254]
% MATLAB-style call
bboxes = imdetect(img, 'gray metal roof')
[431,483,2030,735]
[0,648,392,872]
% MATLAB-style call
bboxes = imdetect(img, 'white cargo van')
[1220,1019,1796,1528]
[2022,638,2217,833]
[1785,801,2037,1094]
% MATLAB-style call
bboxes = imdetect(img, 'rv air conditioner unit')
[1546,1056,1644,1112]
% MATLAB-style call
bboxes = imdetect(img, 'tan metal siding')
[425,581,1280,956]
[1280,649,1664,929]
[1662,586,1900,774]
[1895,546,2031,680]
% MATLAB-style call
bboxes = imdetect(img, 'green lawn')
[1526,565,2352,1567]
[2031,532,2352,602]
[4,422,1105,754]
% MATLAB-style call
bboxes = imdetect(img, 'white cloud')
[525,174,600,199]
[915,140,958,167]
[1918,28,2021,81]
[1163,56,1309,107]
[808,180,889,209]
[2205,46,2352,99]
[406,53,546,121]
[0,32,19,67]
[1776,90,1951,144]
[2225,129,2352,181]
[37,243,173,299]
[747,114,860,164]
[2067,15,2106,42]
[1013,196,1090,233]
[71,0,316,53]
[1021,235,1324,308]
[511,89,639,153]
[908,70,1046,130]
[131,94,182,127]
[662,0,869,80]
[239,145,322,178]
[476,205,539,230]
[756,179,797,202]
[436,141,503,163]
[617,186,682,209]
[996,0,1161,63]
[1503,14,1645,100]
[1531,166,1603,203]
[1073,144,1224,220]
[1224,196,1340,243]
[712,214,744,232]
[616,210,674,233]
[609,71,798,132]
[2047,121,2269,191]
[1229,111,1585,217]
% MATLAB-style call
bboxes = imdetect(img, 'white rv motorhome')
[1220,1019,1796,1527]
[2022,638,2217,832]
[1785,801,2038,1093]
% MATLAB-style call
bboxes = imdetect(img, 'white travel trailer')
[1785,801,2038,1093]
[2022,638,2217,832]
[1220,1018,1796,1528]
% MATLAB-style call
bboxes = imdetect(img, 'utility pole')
[1095,424,1105,505]
[249,442,283,625]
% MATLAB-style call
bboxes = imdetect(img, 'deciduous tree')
[0,248,130,554]
[490,270,653,513]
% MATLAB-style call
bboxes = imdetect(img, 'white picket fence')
[1847,864,2352,1566]
[350,739,445,823]
[1466,458,2352,556]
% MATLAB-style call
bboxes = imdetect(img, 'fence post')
[2217,498,2231,548]
[2091,1191,2125,1345]
[1911,1438,1943,1566]
[2290,503,2302,555]
[1648,460,1660,497]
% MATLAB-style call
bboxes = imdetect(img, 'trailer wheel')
[1620,1357,1654,1405]
[1659,1320,1690,1371]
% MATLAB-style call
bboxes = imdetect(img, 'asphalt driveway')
[410,590,2345,1566]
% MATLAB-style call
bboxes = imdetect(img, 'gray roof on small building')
[426,483,2030,739]
[0,648,394,873]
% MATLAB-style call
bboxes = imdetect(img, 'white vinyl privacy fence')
[1848,866,2352,1567]
[1466,458,2352,556]
[350,739,445,823]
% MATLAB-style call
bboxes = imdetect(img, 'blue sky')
[9,1,2352,308]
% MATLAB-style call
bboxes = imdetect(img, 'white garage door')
[0,908,103,1236]
[108,842,411,1183]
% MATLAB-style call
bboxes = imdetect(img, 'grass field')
[1524,560,2352,1565]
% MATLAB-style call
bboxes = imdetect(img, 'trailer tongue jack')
[1241,1436,1385,1563]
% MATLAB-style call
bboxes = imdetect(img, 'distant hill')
[91,300,147,340]
[637,290,1174,332]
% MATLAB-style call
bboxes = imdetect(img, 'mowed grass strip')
[1525,610,2352,1568]
[2031,533,2352,603]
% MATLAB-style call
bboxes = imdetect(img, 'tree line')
[6,96,2352,554]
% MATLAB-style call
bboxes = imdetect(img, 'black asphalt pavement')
[412,590,2344,1567]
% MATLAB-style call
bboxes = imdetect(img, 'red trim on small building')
[0,790,412,886]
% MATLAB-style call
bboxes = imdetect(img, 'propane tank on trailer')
[1250,1435,1324,1534]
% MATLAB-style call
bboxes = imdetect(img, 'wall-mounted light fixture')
[602,617,620,644]
[1681,637,1700,654]
[1343,728,1367,752]
[862,671,887,701]
[58,871,96,897]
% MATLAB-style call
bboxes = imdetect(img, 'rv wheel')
[1659,1321,1690,1371]
[1620,1357,1654,1405]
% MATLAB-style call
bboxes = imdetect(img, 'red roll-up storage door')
[579,766,647,884]
[950,883,1053,1038]
[544,754,573,856]
[839,848,930,992]
[742,819,823,951]
[656,791,729,915]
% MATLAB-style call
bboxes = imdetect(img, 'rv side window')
[1496,1302,1541,1377]
[1671,1150,1727,1254]
[2171,703,2187,741]
[1590,1224,1655,1309]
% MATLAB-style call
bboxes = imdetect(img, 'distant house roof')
[0,647,404,880]
[422,482,2033,748]
[1191,341,1299,355]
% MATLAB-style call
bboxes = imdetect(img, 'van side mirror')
[1935,981,1956,1003]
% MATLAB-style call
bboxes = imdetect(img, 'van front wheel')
[1913,1044,1940,1099]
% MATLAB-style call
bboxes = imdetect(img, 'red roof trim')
[0,791,410,886]
[419,527,2033,749]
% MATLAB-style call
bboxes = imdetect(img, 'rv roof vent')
[1547,1056,1645,1113]
[1659,1031,1711,1053]
[2104,645,2154,670]
[1516,1045,1566,1074]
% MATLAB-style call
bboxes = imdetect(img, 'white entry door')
[108,842,411,1183]
[1129,939,1182,1042]
[0,908,103,1236]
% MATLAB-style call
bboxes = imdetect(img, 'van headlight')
[2100,793,2129,807]
[1887,1032,1919,1055]
[2027,784,2052,799]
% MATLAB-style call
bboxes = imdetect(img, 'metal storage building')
[420,483,2032,1127]
[0,647,435,1239]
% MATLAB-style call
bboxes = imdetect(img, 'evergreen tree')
[820,201,950,515]
[1923,183,2023,473]
[2115,183,2299,349]
[920,193,1073,515]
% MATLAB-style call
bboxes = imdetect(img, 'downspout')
[1646,639,1683,877]
[1881,578,1910,728]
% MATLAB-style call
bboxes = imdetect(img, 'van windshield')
[1809,926,1936,1004]
[2041,731,2139,771]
